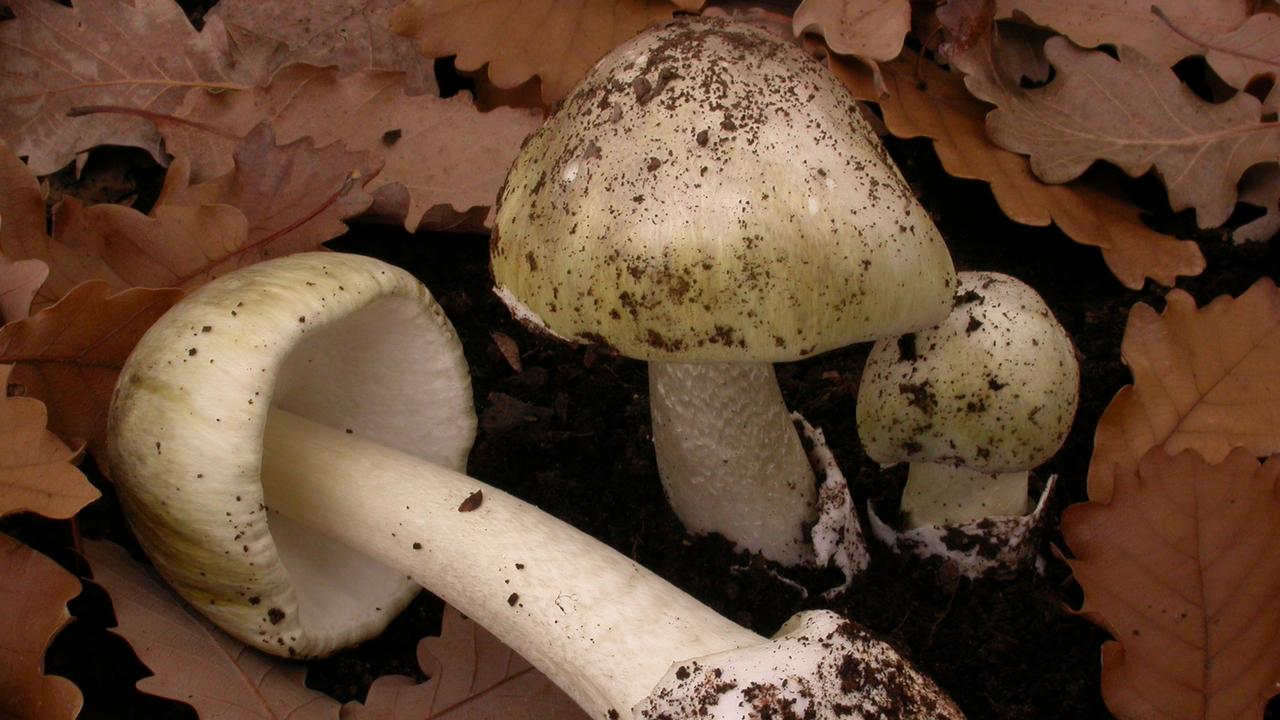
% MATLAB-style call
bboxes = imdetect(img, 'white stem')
[900,462,1030,529]
[261,409,761,719]
[649,361,817,566]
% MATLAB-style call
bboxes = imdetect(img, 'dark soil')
[6,42,1280,720]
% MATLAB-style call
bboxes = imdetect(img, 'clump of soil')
[8,131,1278,720]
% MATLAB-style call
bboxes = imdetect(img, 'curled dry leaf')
[963,36,1280,229]
[6,124,376,310]
[993,0,1248,68]
[165,65,541,231]
[792,0,911,63]
[0,142,51,322]
[934,0,996,59]
[490,331,523,373]
[208,0,439,96]
[0,0,245,175]
[0,532,82,720]
[0,363,97,520]
[83,540,343,720]
[1062,448,1280,720]
[389,0,705,105]
[0,282,185,470]
[345,605,589,719]
[826,49,1204,289]
[1089,278,1280,501]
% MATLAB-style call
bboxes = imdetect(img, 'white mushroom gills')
[110,252,963,719]
[491,17,956,565]
[857,271,1080,530]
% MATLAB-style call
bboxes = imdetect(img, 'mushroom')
[108,252,964,719]
[855,271,1079,575]
[490,17,956,567]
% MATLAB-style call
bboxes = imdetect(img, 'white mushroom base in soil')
[650,361,868,579]
[868,476,1058,579]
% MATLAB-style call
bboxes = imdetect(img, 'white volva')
[491,17,956,564]
[108,253,963,719]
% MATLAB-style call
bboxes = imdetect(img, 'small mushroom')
[491,17,956,568]
[856,271,1079,576]
[109,253,963,719]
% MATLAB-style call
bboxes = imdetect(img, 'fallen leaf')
[345,605,589,719]
[0,364,97,519]
[389,0,705,105]
[1062,447,1280,720]
[0,142,51,321]
[994,0,1248,68]
[208,0,439,96]
[1197,11,1280,101]
[1234,164,1280,244]
[1088,278,1280,500]
[7,125,374,309]
[0,0,246,175]
[490,331,523,373]
[935,0,995,59]
[0,532,82,720]
[826,49,1204,289]
[84,540,343,720]
[164,65,541,231]
[0,282,185,469]
[792,0,911,63]
[964,36,1280,229]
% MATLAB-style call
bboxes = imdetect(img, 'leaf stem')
[66,105,240,140]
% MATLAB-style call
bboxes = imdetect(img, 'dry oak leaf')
[1234,164,1280,245]
[207,0,438,97]
[164,65,540,231]
[6,124,376,311]
[1197,11,1280,104]
[0,0,246,175]
[389,0,705,106]
[1061,448,1280,720]
[83,539,343,720]
[0,282,184,470]
[1087,277,1280,502]
[826,49,1204,289]
[0,532,83,720]
[965,36,1280,229]
[0,141,52,322]
[0,363,97,519]
[792,0,910,64]
[343,605,589,719]
[993,0,1249,68]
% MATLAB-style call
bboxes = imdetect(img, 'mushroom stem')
[261,408,762,719]
[900,462,1030,529]
[649,361,817,565]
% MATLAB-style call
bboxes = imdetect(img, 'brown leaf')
[1089,278,1280,501]
[0,282,185,469]
[0,0,245,175]
[0,533,82,720]
[1199,11,1280,101]
[164,65,541,231]
[0,142,51,322]
[84,540,343,720]
[208,0,439,96]
[389,0,704,105]
[826,49,1204,289]
[1234,164,1280,244]
[993,0,1248,67]
[0,364,97,519]
[7,125,374,309]
[962,36,1280,229]
[344,605,589,720]
[792,0,911,62]
[1062,448,1280,720]
[490,331,523,373]
[935,0,995,59]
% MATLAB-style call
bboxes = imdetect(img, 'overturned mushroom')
[856,271,1079,576]
[491,17,956,568]
[108,253,964,719]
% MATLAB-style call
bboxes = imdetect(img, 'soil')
[6,35,1280,720]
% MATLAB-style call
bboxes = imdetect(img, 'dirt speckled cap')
[492,16,955,362]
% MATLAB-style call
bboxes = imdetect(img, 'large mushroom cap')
[857,271,1079,473]
[108,252,476,658]
[492,16,955,363]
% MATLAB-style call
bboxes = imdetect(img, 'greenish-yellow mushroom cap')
[492,17,956,362]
